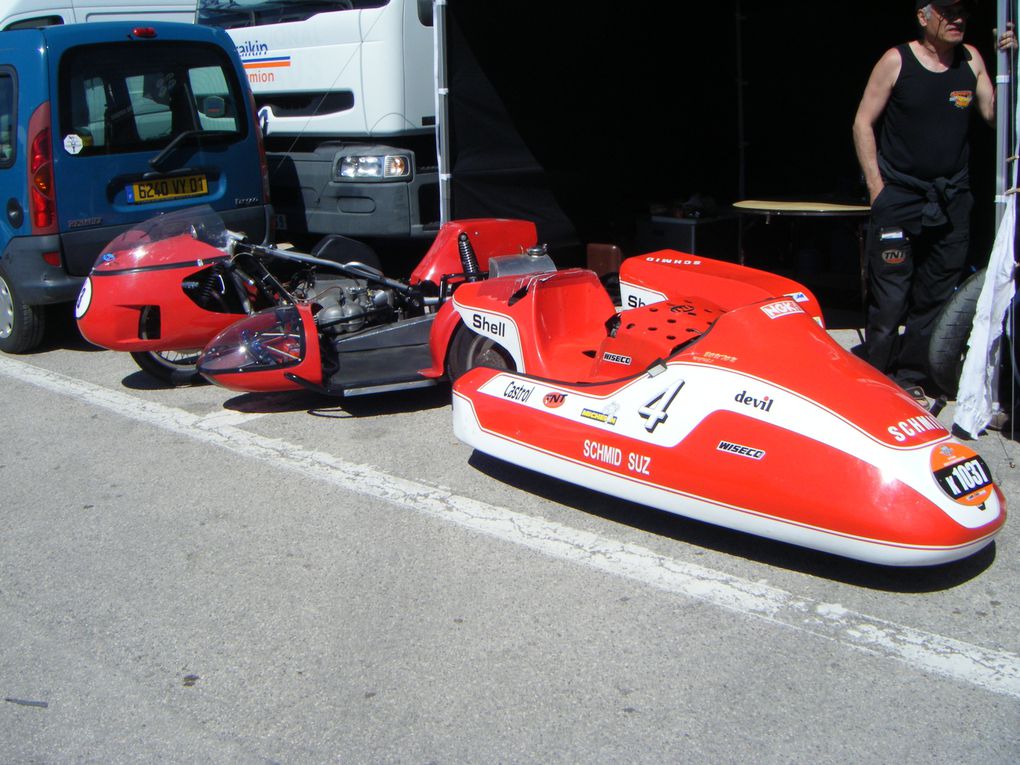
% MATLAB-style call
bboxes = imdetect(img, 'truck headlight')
[336,154,411,181]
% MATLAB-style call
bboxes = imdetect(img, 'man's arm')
[966,44,996,125]
[853,48,901,204]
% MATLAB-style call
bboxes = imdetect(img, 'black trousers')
[864,188,972,388]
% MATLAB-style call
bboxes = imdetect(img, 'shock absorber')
[458,232,481,282]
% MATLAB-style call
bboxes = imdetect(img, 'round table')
[732,199,871,306]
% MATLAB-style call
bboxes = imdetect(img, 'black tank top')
[879,43,977,180]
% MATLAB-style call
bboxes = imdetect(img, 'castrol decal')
[930,443,993,507]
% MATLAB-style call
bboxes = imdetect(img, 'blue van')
[0,21,272,352]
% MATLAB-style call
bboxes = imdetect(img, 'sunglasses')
[932,3,973,21]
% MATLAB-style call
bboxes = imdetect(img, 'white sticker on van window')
[63,134,84,155]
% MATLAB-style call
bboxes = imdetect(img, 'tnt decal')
[543,392,567,408]
[948,90,973,109]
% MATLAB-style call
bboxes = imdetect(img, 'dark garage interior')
[444,1,1008,315]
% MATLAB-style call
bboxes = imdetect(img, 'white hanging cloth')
[953,16,1018,436]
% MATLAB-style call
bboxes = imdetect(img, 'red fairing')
[620,253,826,327]
[198,304,322,392]
[77,235,241,352]
[410,218,537,287]
[450,260,1005,566]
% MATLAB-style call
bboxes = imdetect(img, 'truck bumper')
[268,147,439,238]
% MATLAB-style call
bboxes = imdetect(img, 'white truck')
[197,0,438,240]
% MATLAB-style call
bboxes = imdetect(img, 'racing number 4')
[638,379,685,432]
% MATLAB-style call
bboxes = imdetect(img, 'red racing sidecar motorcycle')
[448,255,1006,567]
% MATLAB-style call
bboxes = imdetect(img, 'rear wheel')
[0,268,45,354]
[130,350,205,386]
[447,326,516,382]
[928,269,984,398]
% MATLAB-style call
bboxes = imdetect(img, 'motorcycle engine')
[312,278,395,335]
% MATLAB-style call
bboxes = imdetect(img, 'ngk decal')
[760,300,804,319]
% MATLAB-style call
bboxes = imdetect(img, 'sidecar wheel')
[0,268,45,354]
[928,269,985,398]
[130,350,205,386]
[447,326,516,382]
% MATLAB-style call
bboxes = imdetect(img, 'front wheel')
[130,350,205,386]
[0,268,45,354]
[447,325,516,382]
[928,269,985,398]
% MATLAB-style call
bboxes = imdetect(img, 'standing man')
[853,0,1013,401]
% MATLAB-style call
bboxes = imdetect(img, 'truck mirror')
[417,0,433,27]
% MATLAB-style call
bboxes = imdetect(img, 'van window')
[57,42,247,156]
[198,0,388,29]
[0,70,14,167]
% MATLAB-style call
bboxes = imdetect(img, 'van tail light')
[28,102,57,236]
[248,90,271,204]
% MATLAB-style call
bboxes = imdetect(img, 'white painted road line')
[3,355,1019,699]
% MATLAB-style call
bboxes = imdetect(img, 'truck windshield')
[197,0,389,29]
[58,42,246,157]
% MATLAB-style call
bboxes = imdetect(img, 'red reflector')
[41,251,61,268]
[131,27,157,38]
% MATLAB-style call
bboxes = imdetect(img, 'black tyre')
[928,269,985,398]
[447,325,516,382]
[0,267,45,354]
[130,350,205,386]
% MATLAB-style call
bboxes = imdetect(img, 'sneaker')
[903,385,929,406]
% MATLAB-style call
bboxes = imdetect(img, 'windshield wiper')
[149,130,235,170]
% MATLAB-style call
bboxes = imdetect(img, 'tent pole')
[434,0,451,225]
[735,0,746,201]
[994,0,1013,229]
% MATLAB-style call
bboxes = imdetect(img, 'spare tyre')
[928,269,985,398]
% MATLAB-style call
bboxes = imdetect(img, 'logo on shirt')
[948,90,973,109]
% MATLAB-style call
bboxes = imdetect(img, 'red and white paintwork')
[451,256,1005,567]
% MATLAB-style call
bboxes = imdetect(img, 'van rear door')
[45,23,270,277]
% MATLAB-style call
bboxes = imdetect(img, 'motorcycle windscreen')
[198,305,323,391]
[91,205,231,273]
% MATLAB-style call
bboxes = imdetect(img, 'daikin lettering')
[236,40,270,59]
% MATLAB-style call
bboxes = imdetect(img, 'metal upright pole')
[994,0,1013,229]
[434,0,451,225]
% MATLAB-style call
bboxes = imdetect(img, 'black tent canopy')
[436,1,1007,263]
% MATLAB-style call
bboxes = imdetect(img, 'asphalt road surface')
[1,313,1018,764]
